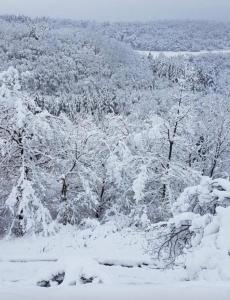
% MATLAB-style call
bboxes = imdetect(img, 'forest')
[0,15,230,291]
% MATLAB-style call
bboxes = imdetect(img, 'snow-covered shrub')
[146,213,195,267]
[178,206,230,280]
[173,176,230,216]
[79,218,100,230]
[147,177,230,279]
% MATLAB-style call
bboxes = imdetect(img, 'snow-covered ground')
[1,282,230,300]
[1,221,230,299]
[137,49,230,58]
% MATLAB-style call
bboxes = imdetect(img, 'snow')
[216,206,230,254]
[0,223,196,298]
[213,178,230,191]
[1,282,230,300]
[1,210,230,299]
[173,199,230,280]
[132,166,147,202]
[173,177,230,215]
[137,49,230,58]
[5,177,55,237]
[1,18,230,300]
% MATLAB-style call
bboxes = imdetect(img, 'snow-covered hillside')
[1,15,230,300]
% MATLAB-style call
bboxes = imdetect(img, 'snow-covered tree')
[0,67,55,236]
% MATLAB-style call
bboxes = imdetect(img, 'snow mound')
[36,256,110,287]
[181,206,230,280]
[148,177,230,280]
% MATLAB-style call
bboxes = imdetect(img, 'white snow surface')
[1,282,230,300]
[0,220,230,299]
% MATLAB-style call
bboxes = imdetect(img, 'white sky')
[0,0,229,21]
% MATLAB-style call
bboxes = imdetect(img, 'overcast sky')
[1,0,230,22]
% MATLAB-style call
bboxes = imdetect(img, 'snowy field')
[1,223,230,300]
[1,283,230,300]
[137,49,230,58]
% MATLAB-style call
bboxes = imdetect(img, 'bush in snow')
[173,176,230,215]
[147,177,230,279]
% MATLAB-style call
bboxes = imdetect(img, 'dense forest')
[0,16,230,279]
[97,20,230,51]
